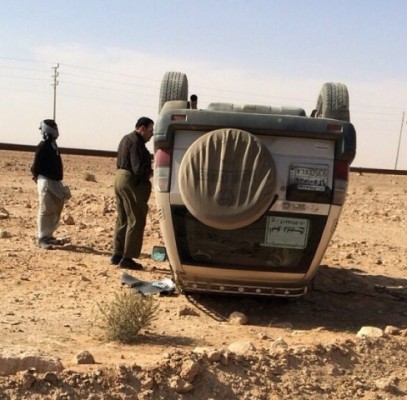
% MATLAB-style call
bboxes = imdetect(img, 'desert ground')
[0,149,406,400]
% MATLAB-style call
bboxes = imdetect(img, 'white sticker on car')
[262,216,309,249]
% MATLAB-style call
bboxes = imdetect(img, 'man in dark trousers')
[111,117,154,270]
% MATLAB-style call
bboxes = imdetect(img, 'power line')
[59,78,159,92]
[1,57,406,117]
[0,56,56,66]
[59,62,160,83]
[62,71,158,88]
[0,74,49,82]
[0,65,49,73]
[0,56,405,107]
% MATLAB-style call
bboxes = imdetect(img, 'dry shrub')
[97,290,158,343]
[84,172,97,182]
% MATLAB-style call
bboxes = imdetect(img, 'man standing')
[111,117,154,270]
[31,119,68,250]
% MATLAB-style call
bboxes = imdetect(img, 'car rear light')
[154,148,172,192]
[332,159,349,205]
[171,114,187,121]
[326,123,343,133]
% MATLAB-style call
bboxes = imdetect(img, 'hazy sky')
[0,0,406,169]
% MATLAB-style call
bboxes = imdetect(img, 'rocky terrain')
[0,149,406,399]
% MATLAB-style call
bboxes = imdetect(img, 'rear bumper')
[178,276,308,297]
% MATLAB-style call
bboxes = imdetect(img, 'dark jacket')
[116,131,152,180]
[31,139,63,181]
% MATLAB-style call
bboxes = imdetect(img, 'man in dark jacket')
[111,117,154,270]
[31,119,68,250]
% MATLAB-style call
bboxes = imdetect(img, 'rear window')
[171,206,328,273]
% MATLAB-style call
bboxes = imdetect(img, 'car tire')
[315,82,350,121]
[178,128,276,230]
[158,72,188,112]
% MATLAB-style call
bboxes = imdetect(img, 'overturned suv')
[154,72,356,297]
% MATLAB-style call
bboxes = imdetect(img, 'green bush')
[97,290,158,343]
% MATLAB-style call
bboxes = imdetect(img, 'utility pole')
[52,64,59,121]
[394,111,405,170]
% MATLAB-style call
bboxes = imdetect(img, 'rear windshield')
[171,206,327,273]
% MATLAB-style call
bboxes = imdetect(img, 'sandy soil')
[0,149,406,399]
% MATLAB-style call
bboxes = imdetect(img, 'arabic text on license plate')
[291,166,328,191]
[262,216,309,249]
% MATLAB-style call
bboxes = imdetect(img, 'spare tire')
[315,82,350,121]
[178,128,276,230]
[158,72,188,112]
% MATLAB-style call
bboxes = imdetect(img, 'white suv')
[153,72,356,297]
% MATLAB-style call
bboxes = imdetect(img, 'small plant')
[96,290,158,343]
[84,172,97,182]
[366,185,374,193]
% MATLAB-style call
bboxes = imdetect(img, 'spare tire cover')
[178,128,276,230]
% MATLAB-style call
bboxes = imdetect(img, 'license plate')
[262,216,309,249]
[289,164,329,191]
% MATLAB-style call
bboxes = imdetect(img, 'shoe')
[38,238,53,250]
[110,253,122,265]
[118,258,143,270]
[46,236,65,245]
